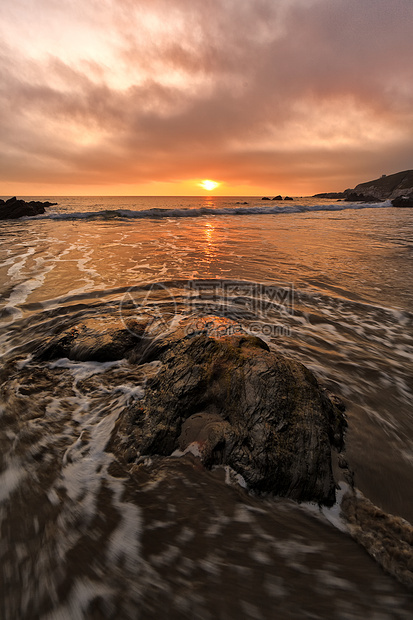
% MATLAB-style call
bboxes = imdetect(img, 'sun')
[199,179,219,191]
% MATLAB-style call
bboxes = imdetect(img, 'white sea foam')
[0,200,411,618]
[7,247,35,279]
[40,578,115,620]
[2,264,56,321]
[106,500,142,571]
[49,358,126,379]
[301,482,351,534]
[25,201,392,221]
[0,461,27,503]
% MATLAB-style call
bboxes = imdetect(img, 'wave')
[27,200,392,221]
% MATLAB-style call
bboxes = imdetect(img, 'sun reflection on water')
[204,222,216,262]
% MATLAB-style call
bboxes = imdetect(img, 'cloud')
[0,0,412,193]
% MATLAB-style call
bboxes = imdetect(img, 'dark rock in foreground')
[109,317,346,505]
[36,315,346,505]
[391,192,413,208]
[34,316,151,363]
[283,196,294,201]
[0,196,57,219]
[272,195,283,200]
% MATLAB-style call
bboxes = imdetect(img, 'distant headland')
[314,169,413,207]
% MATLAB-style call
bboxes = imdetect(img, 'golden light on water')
[199,179,219,191]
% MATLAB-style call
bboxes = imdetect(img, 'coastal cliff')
[352,170,413,200]
[314,169,413,205]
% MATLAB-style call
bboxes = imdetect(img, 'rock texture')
[341,491,413,589]
[391,192,413,208]
[110,317,346,505]
[35,315,346,505]
[0,196,57,219]
[344,192,378,203]
[313,192,346,199]
[34,316,151,363]
[314,170,413,203]
[347,170,413,201]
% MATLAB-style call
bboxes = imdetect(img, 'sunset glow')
[200,180,220,191]
[0,1,412,196]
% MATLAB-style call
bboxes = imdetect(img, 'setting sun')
[199,179,219,191]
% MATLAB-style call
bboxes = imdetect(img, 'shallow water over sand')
[0,197,412,617]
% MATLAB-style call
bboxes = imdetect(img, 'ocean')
[0,195,412,618]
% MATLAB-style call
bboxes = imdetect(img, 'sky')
[0,0,412,196]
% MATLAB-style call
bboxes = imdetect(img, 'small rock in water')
[391,192,413,207]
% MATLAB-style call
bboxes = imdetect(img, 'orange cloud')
[0,0,412,196]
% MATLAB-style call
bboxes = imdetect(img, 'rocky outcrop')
[313,192,346,199]
[263,195,294,201]
[344,192,378,203]
[391,192,413,208]
[34,316,152,363]
[314,170,413,203]
[0,196,57,219]
[109,317,346,505]
[347,170,413,201]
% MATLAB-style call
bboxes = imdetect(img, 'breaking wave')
[27,201,392,221]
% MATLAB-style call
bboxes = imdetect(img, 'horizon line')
[1,194,308,198]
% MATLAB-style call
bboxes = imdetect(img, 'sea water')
[0,196,412,618]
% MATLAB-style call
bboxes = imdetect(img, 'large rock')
[111,317,346,505]
[0,196,57,219]
[391,192,413,208]
[36,315,346,505]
